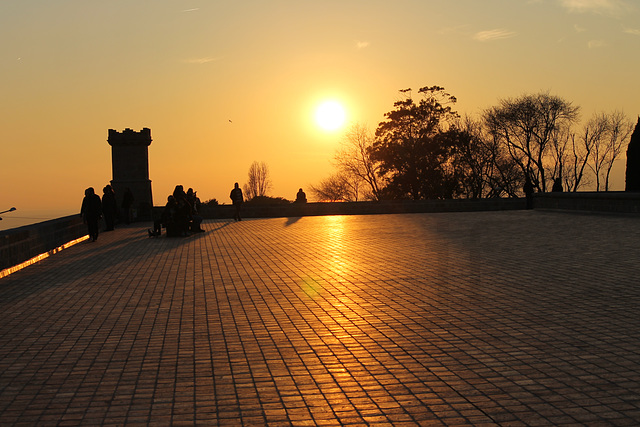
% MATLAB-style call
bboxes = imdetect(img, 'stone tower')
[107,128,153,221]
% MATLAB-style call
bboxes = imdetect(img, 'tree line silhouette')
[312,85,637,202]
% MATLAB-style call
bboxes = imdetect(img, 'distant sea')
[0,209,78,232]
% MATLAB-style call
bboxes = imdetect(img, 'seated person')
[173,185,192,236]
[187,188,204,232]
[295,188,307,203]
[162,195,181,237]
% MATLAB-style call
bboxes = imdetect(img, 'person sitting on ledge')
[295,188,307,203]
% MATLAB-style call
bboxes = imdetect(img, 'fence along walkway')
[0,211,639,425]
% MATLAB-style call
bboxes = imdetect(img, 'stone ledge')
[534,192,640,214]
[0,215,86,271]
[192,198,527,219]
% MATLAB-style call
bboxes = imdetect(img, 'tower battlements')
[107,128,152,147]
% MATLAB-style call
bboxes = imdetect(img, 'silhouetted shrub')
[202,198,219,206]
[245,196,291,205]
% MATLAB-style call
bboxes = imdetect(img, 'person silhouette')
[230,182,243,221]
[295,188,307,203]
[172,185,192,236]
[102,185,117,231]
[523,175,534,209]
[187,187,204,232]
[81,187,103,242]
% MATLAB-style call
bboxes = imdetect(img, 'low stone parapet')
[0,215,87,272]
[534,192,640,214]
[195,198,526,219]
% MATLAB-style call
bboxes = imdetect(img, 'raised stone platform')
[1,211,639,425]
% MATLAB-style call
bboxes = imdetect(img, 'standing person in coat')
[101,185,118,231]
[81,187,103,242]
[230,182,244,221]
[523,174,535,210]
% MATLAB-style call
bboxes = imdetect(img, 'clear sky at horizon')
[1,0,639,223]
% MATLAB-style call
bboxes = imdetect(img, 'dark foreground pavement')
[1,211,639,426]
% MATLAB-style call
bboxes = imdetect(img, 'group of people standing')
[80,185,133,242]
[83,182,309,241]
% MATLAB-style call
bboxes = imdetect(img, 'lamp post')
[0,207,16,220]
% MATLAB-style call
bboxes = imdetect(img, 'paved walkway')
[1,211,639,426]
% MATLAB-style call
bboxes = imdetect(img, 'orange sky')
[1,1,639,226]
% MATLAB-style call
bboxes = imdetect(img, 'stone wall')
[0,215,86,271]
[534,192,640,214]
[193,198,527,220]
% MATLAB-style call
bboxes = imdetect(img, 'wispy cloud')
[587,39,607,48]
[559,0,630,16]
[623,26,640,35]
[182,8,200,12]
[183,57,221,64]
[473,29,516,42]
[574,24,587,32]
[355,41,370,49]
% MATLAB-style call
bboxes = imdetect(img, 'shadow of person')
[285,217,301,226]
[209,222,233,232]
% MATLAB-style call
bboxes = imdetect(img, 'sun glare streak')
[298,216,348,300]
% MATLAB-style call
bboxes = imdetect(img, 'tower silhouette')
[107,128,153,221]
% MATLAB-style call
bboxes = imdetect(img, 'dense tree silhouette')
[371,86,464,199]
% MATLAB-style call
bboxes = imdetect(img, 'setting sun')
[315,101,346,131]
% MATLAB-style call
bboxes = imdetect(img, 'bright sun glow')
[315,101,346,131]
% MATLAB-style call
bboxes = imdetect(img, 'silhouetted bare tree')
[243,161,272,200]
[587,111,634,191]
[309,174,350,202]
[484,92,579,192]
[457,116,522,198]
[333,124,383,201]
[563,114,605,191]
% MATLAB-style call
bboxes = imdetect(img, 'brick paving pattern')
[1,210,639,426]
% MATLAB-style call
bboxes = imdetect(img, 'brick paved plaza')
[1,210,639,425]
